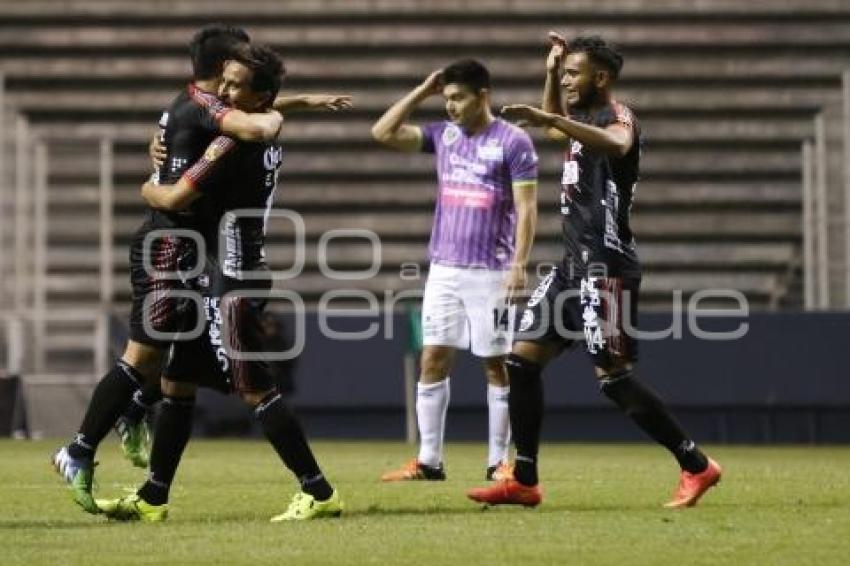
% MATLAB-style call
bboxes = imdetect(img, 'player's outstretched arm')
[371,70,442,152]
[219,109,283,142]
[502,104,633,157]
[272,94,354,114]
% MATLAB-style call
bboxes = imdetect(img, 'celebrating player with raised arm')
[467,34,721,509]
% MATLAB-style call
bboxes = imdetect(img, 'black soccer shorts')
[515,266,640,370]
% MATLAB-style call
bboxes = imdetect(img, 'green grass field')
[2,440,849,565]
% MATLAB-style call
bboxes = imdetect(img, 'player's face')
[561,52,598,109]
[442,83,485,128]
[218,60,268,112]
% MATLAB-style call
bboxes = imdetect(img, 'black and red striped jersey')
[558,100,641,278]
[180,135,284,278]
[147,82,232,230]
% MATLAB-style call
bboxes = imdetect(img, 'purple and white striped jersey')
[421,118,538,270]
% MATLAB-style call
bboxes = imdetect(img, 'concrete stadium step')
[1,0,848,20]
[0,21,848,52]
[7,86,841,117]
[41,148,805,181]
[31,116,816,147]
[257,241,798,269]
[1,0,848,18]
[46,240,790,274]
[3,54,848,86]
[44,179,801,211]
[95,209,803,240]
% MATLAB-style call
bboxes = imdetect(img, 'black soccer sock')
[121,382,163,425]
[137,394,195,506]
[506,354,544,487]
[67,361,144,460]
[254,392,333,501]
[599,371,708,474]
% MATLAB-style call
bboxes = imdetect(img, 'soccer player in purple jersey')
[372,60,539,481]
[467,33,721,509]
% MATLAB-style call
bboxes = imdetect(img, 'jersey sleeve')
[188,85,233,134]
[610,102,634,129]
[180,136,237,193]
[506,131,539,183]
[420,121,444,154]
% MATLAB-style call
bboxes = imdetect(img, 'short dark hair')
[442,59,491,93]
[232,44,286,104]
[567,35,624,79]
[188,24,251,80]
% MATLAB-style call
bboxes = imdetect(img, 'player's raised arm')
[370,70,443,152]
[273,93,354,114]
[502,104,633,158]
[542,31,569,142]
[141,135,236,211]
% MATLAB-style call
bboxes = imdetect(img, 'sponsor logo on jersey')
[263,146,283,171]
[477,144,504,161]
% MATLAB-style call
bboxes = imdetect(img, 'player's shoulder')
[605,99,637,128]
[495,118,534,147]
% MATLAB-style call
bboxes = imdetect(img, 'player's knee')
[122,340,164,382]
[160,378,196,398]
[505,353,542,386]
[594,360,633,381]
[420,347,453,382]
[238,389,271,408]
[482,356,508,386]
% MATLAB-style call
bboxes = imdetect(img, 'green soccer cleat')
[52,446,99,514]
[270,490,344,522]
[96,493,168,522]
[115,417,151,468]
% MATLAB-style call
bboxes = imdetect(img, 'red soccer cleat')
[664,457,722,508]
[467,479,543,507]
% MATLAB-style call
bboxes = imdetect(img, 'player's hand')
[149,133,166,169]
[418,70,444,97]
[501,104,552,128]
[304,94,354,111]
[546,30,567,73]
[504,265,528,304]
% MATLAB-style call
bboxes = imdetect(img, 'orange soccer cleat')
[466,479,542,507]
[380,458,446,482]
[664,457,723,508]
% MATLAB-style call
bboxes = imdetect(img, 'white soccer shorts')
[421,263,515,357]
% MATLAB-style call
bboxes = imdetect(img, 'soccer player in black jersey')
[97,45,342,522]
[52,25,351,515]
[468,34,721,509]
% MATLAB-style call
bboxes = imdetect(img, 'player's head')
[188,24,251,81]
[219,45,286,111]
[561,35,623,108]
[441,59,491,129]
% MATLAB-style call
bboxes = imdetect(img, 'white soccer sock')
[487,383,511,467]
[416,378,450,468]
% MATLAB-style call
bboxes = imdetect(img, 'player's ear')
[594,69,611,89]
